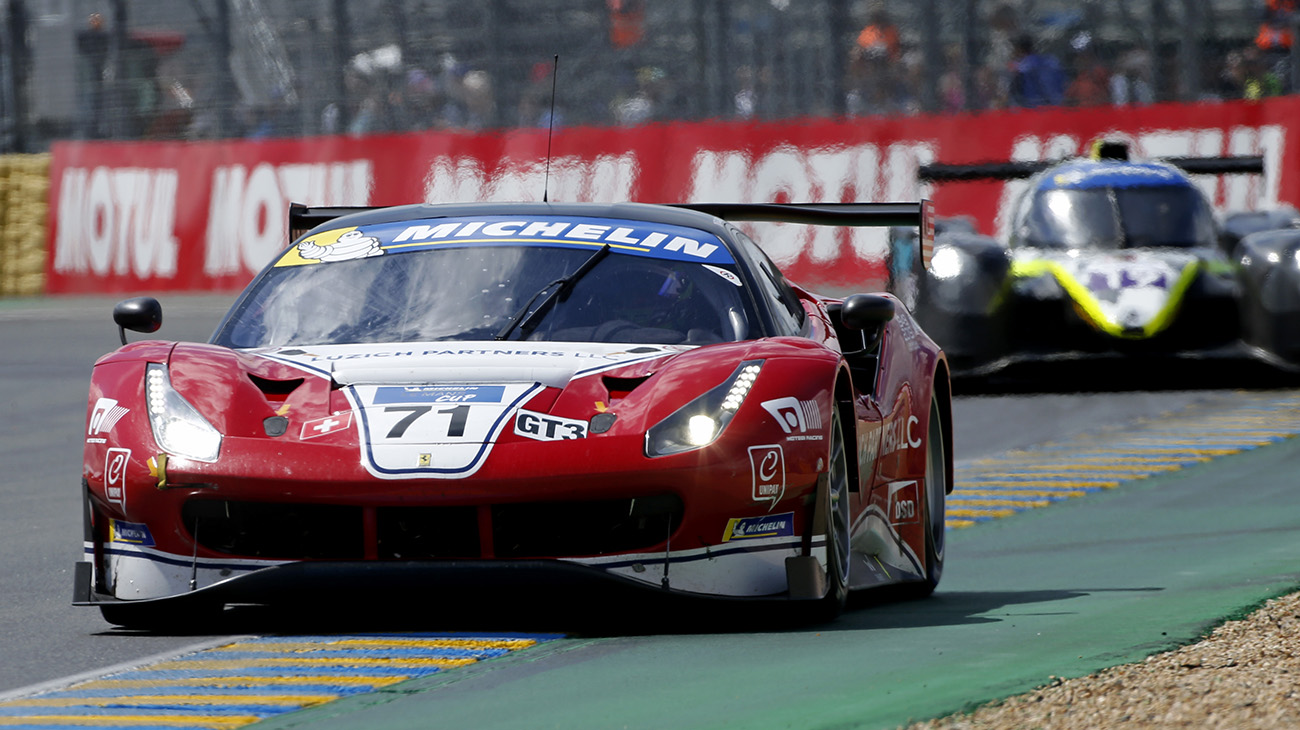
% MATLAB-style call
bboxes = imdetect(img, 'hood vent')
[603,375,651,402]
[248,374,304,401]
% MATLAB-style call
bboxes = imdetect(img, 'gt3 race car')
[910,142,1300,377]
[74,200,952,627]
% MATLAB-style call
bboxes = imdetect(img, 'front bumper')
[74,543,829,612]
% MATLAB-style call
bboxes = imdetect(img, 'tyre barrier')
[0,153,50,297]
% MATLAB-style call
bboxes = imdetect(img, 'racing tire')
[902,396,946,598]
[814,408,852,621]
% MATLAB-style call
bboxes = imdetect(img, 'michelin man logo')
[297,228,385,263]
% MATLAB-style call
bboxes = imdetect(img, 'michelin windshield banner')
[46,97,1297,294]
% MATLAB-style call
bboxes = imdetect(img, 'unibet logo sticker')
[749,444,785,507]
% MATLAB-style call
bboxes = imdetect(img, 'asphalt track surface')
[2,294,1298,728]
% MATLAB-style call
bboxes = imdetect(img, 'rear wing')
[673,200,935,272]
[288,203,377,242]
[919,155,1264,183]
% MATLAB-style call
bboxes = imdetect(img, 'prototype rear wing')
[919,155,1264,183]
[288,203,378,242]
[673,200,936,272]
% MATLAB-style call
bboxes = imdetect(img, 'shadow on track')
[954,355,1300,396]
[94,583,1165,639]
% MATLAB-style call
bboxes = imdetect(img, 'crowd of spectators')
[843,1,1297,120]
[77,0,1300,143]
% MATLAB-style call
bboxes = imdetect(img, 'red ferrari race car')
[74,200,952,627]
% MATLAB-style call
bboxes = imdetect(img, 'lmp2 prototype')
[75,199,951,627]
[912,142,1300,376]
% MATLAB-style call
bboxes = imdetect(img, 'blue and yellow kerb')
[947,391,1300,528]
[0,633,558,728]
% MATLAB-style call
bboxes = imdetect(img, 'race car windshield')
[213,245,755,348]
[1017,186,1217,250]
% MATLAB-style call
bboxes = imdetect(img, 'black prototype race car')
[891,144,1300,383]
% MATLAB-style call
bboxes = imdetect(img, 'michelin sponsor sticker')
[110,519,156,546]
[722,512,795,542]
[276,215,735,267]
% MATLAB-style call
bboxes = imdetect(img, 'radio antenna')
[542,54,559,203]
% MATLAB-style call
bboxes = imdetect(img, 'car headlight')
[645,360,762,457]
[929,246,963,280]
[146,363,222,462]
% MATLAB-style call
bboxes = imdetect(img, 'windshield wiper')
[495,244,611,341]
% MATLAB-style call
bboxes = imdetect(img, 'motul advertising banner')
[46,97,1300,294]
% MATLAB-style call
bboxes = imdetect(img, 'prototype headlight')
[929,246,963,280]
[146,363,222,462]
[645,360,762,457]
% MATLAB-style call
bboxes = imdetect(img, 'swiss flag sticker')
[301,412,354,440]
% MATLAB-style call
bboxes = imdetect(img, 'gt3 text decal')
[888,480,921,525]
[104,448,130,508]
[722,512,795,542]
[514,410,588,441]
[87,397,129,443]
[300,412,354,440]
[749,444,786,507]
[761,397,823,441]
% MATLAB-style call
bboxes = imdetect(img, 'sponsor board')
[46,102,1294,294]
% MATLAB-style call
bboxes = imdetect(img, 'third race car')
[907,141,1300,379]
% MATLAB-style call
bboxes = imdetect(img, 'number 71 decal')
[383,404,470,438]
[351,382,542,479]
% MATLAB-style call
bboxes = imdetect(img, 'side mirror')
[839,294,895,330]
[113,297,163,346]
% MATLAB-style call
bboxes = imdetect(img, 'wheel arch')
[930,357,955,495]
[833,365,863,494]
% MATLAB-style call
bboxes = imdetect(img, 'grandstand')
[0,0,1288,151]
